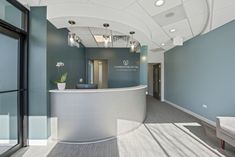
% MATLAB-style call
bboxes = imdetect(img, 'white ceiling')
[17,0,235,52]
[69,27,138,48]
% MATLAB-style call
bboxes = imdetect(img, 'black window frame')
[0,0,29,156]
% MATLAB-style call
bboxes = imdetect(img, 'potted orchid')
[55,62,68,90]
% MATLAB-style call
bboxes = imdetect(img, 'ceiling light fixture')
[161,43,165,46]
[68,20,76,25]
[68,32,75,46]
[130,31,136,52]
[142,56,147,61]
[103,23,110,48]
[74,35,81,48]
[155,0,165,7]
[169,28,176,33]
[68,20,81,48]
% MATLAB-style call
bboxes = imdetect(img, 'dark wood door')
[153,64,161,100]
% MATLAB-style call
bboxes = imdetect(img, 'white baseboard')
[28,139,48,146]
[164,100,216,127]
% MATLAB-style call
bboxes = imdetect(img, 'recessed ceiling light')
[169,28,176,33]
[94,35,111,43]
[68,20,76,25]
[155,0,165,7]
[161,43,165,46]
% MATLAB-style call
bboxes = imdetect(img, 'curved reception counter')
[49,85,147,143]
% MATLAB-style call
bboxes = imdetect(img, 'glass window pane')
[0,92,18,154]
[0,0,24,30]
[0,32,18,91]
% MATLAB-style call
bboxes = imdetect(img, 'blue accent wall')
[86,48,140,88]
[29,7,48,139]
[165,20,235,122]
[139,46,148,86]
[47,21,86,138]
[28,7,86,140]
[47,22,86,90]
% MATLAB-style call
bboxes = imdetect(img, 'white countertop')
[49,85,147,93]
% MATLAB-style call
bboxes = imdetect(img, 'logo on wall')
[123,60,129,66]
[114,59,139,72]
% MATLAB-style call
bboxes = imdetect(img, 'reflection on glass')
[0,29,19,155]
[0,92,18,155]
[0,33,18,92]
[0,0,24,30]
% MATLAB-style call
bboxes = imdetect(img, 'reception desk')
[49,85,147,143]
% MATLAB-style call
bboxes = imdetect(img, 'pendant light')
[68,20,76,46]
[68,32,76,46]
[68,20,81,48]
[130,31,136,52]
[103,23,110,48]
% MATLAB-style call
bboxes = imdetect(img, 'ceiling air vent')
[152,5,187,26]
[112,35,130,43]
[165,12,175,18]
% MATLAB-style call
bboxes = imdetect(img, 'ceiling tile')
[90,27,111,36]
[213,0,235,10]
[153,5,187,27]
[161,40,175,50]
[212,5,235,30]
[125,2,170,44]
[138,0,182,16]
[113,36,129,48]
[112,31,124,36]
[90,0,136,10]
[162,19,193,39]
[189,14,209,36]
[78,34,98,47]
[183,0,208,17]
[184,0,212,35]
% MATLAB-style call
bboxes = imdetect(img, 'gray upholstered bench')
[216,117,235,149]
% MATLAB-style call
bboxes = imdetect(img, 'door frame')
[153,63,161,100]
[0,0,29,156]
[87,59,109,88]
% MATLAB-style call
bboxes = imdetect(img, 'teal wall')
[139,46,148,86]
[29,7,87,140]
[29,7,48,139]
[47,22,86,90]
[86,48,140,88]
[47,21,86,137]
[165,20,235,122]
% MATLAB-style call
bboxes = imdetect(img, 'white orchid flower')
[56,62,65,67]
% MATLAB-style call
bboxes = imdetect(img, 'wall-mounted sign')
[123,60,129,66]
[114,60,139,72]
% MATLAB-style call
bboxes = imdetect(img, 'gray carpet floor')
[11,96,235,157]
